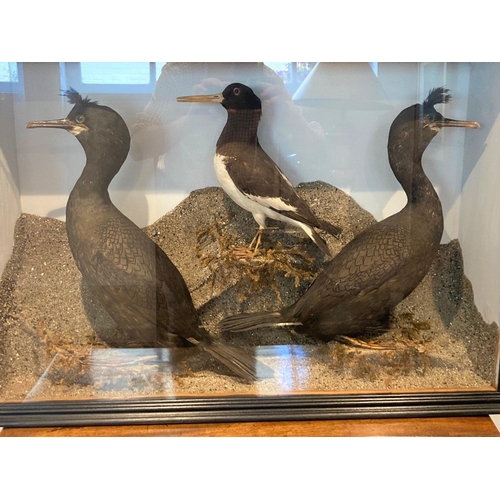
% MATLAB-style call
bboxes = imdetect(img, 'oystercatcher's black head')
[220,83,261,111]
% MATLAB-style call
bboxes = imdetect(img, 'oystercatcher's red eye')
[233,87,240,95]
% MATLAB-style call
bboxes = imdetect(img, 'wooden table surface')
[2,415,499,437]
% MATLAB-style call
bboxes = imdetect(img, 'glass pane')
[265,62,315,92]
[0,62,18,83]
[1,62,499,406]
[156,62,166,81]
[80,62,151,85]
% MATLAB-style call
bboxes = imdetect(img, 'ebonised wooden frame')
[2,390,500,427]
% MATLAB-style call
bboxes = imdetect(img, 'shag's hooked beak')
[176,93,223,103]
[26,118,74,130]
[440,118,480,129]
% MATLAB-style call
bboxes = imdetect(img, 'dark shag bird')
[177,83,342,257]
[26,88,269,382]
[220,88,479,341]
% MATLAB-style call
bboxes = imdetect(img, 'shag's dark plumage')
[26,90,268,382]
[177,83,341,256]
[220,87,479,340]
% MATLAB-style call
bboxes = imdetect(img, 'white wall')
[0,94,22,277]
[459,63,500,325]
[0,150,21,276]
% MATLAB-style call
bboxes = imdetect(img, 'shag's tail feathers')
[202,342,273,382]
[220,310,300,333]
[318,219,342,238]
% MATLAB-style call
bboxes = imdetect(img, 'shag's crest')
[424,87,451,109]
[60,87,99,107]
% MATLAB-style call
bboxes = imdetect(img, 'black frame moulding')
[1,390,500,427]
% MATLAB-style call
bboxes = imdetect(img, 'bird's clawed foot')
[336,335,397,350]
[232,237,260,260]
[233,228,277,260]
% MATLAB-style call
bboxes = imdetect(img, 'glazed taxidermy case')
[0,62,499,426]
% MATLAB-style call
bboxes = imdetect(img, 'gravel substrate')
[0,182,498,401]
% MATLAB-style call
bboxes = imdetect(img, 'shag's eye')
[233,87,241,96]
[75,114,85,124]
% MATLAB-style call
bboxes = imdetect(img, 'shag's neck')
[388,135,441,209]
[70,144,128,202]
[217,109,261,148]
[72,163,113,202]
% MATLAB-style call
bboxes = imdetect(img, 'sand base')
[0,182,498,402]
